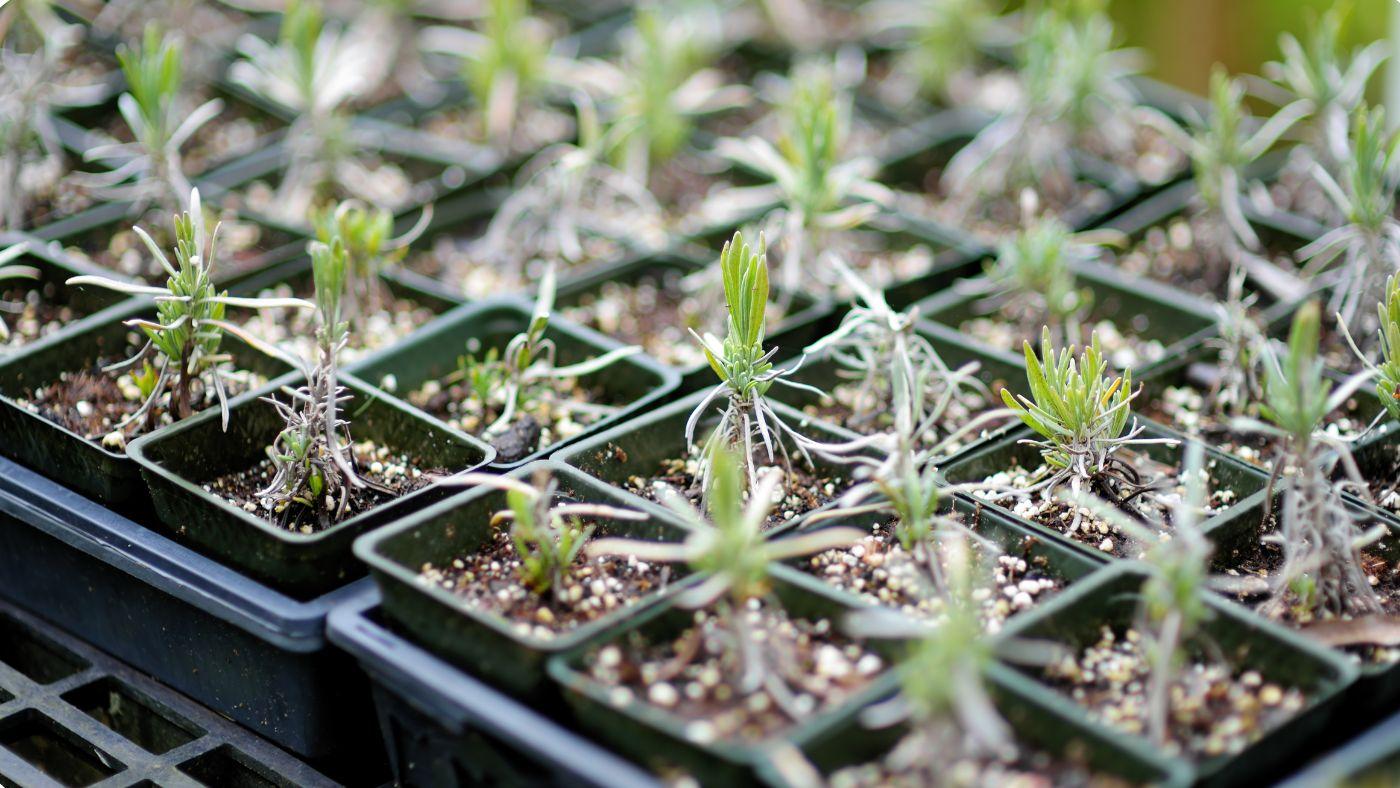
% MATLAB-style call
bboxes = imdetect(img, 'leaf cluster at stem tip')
[1001,328,1133,472]
[696,230,772,397]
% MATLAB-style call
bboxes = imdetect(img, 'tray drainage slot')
[179,744,298,788]
[0,709,125,786]
[0,614,89,684]
[63,678,205,755]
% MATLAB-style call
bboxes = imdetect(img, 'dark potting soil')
[1219,521,1400,666]
[801,515,1062,629]
[1138,383,1371,468]
[828,726,1134,788]
[65,215,285,282]
[408,373,613,462]
[209,441,444,534]
[972,454,1237,559]
[0,286,85,351]
[16,361,259,450]
[957,307,1166,372]
[623,450,847,529]
[1117,215,1299,301]
[585,601,884,744]
[1041,625,1307,759]
[234,277,438,363]
[416,527,676,641]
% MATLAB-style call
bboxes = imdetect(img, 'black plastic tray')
[0,598,338,788]
[327,588,659,788]
[0,456,383,772]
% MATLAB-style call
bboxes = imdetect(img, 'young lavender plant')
[707,65,891,298]
[1260,7,1387,178]
[942,3,1143,207]
[257,239,373,522]
[1067,442,1215,747]
[0,1,105,231]
[588,444,862,704]
[805,253,999,442]
[0,241,39,344]
[447,468,647,601]
[1147,67,1309,301]
[230,0,389,221]
[1239,301,1384,619]
[980,207,1122,347]
[840,536,1019,767]
[456,264,640,449]
[1205,266,1269,419]
[688,231,843,499]
[420,0,553,146]
[309,199,432,323]
[593,5,748,187]
[862,0,1005,105]
[81,26,223,216]
[806,358,1011,594]
[474,92,665,277]
[998,329,1176,532]
[64,189,311,439]
[1358,276,1400,423]
[1298,105,1400,336]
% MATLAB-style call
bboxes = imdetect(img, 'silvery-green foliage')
[65,189,312,434]
[82,27,223,216]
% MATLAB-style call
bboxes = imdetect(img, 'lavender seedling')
[687,232,844,498]
[707,65,891,298]
[805,254,999,441]
[455,265,640,450]
[0,1,106,231]
[474,92,665,278]
[1205,267,1269,419]
[1068,443,1216,746]
[998,329,1176,532]
[1349,275,1400,423]
[309,199,432,322]
[807,359,1011,592]
[943,4,1144,208]
[862,0,1005,105]
[0,241,39,343]
[257,239,373,522]
[447,469,647,600]
[841,537,1021,767]
[1147,68,1309,301]
[82,27,224,216]
[1298,105,1400,335]
[419,0,553,145]
[1237,301,1383,619]
[1260,7,1387,179]
[591,5,748,187]
[977,207,1122,347]
[230,0,392,221]
[588,444,862,704]
[64,189,311,436]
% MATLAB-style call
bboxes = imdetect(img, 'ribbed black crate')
[327,588,658,788]
[0,598,337,788]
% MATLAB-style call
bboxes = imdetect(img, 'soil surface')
[1042,626,1307,759]
[801,515,1062,631]
[407,370,614,463]
[210,439,441,534]
[1117,215,1300,301]
[829,726,1134,788]
[623,449,847,529]
[956,309,1166,372]
[417,527,676,641]
[585,600,884,744]
[972,452,1237,559]
[421,103,573,158]
[1139,383,1370,468]
[0,285,86,352]
[15,359,262,451]
[1218,515,1400,666]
